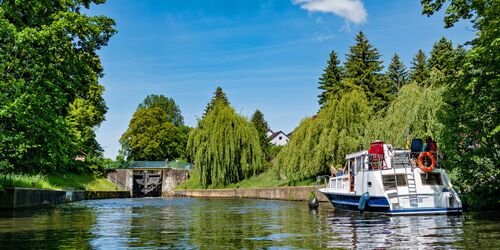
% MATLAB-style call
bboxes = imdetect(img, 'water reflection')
[0,198,498,249]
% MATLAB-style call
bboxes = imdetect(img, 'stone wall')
[107,169,133,195]
[162,169,190,196]
[0,188,81,209]
[174,186,329,202]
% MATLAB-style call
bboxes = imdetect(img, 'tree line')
[0,0,116,175]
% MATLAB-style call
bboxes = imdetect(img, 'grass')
[0,172,123,191]
[176,169,316,190]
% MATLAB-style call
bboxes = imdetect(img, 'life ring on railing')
[418,152,436,172]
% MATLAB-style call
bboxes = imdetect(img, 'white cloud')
[292,0,367,24]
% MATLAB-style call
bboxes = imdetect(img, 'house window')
[279,136,282,140]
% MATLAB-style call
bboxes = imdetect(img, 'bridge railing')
[106,161,192,170]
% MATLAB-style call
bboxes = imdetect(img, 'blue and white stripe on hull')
[320,192,463,215]
[387,208,463,215]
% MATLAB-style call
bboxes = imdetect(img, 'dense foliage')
[421,0,500,210]
[188,102,264,187]
[344,32,393,112]
[120,95,188,161]
[274,89,371,181]
[250,110,271,161]
[137,94,184,126]
[409,49,429,86]
[119,108,188,161]
[203,87,230,117]
[365,83,443,147]
[386,53,409,94]
[317,50,343,107]
[0,0,115,174]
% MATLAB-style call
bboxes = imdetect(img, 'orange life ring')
[418,152,436,172]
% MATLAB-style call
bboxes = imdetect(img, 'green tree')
[250,110,271,160]
[344,31,393,111]
[137,94,184,126]
[203,87,230,117]
[0,0,115,173]
[119,108,185,161]
[365,83,443,147]
[274,89,371,181]
[409,49,429,86]
[421,0,500,210]
[427,37,466,87]
[318,50,343,107]
[386,53,409,94]
[188,102,264,187]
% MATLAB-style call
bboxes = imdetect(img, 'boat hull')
[319,191,462,215]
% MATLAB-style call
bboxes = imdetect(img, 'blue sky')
[90,0,475,159]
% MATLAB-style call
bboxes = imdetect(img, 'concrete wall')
[0,188,82,209]
[108,168,190,197]
[107,169,133,195]
[162,169,190,196]
[174,186,329,202]
[0,188,132,209]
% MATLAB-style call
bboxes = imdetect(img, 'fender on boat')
[358,192,370,211]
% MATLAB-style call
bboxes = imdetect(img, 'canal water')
[0,198,499,249]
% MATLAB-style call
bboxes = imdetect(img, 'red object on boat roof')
[368,141,384,155]
[368,141,385,169]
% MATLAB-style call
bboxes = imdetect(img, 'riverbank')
[0,172,123,191]
[174,186,329,202]
[0,187,130,209]
[176,170,316,190]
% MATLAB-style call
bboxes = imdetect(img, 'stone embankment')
[0,187,131,209]
[174,186,329,202]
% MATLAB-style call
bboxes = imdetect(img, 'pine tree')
[203,87,230,117]
[409,49,429,86]
[386,53,409,94]
[250,110,271,160]
[318,50,343,107]
[427,37,462,87]
[344,31,393,111]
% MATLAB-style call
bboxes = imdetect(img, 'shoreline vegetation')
[0,173,122,192]
[1,0,498,211]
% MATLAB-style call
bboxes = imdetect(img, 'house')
[267,130,289,146]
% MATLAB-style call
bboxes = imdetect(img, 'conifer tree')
[344,31,393,111]
[250,110,271,159]
[203,87,230,117]
[409,49,429,86]
[318,50,343,107]
[427,37,464,87]
[386,53,409,94]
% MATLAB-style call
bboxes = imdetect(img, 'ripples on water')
[0,198,498,249]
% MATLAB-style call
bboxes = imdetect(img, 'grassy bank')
[176,170,316,190]
[0,172,122,191]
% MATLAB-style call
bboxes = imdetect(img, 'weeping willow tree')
[274,89,371,181]
[365,83,443,147]
[187,102,264,187]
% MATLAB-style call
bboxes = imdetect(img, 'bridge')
[106,161,192,197]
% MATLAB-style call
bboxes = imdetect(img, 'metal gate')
[133,170,162,197]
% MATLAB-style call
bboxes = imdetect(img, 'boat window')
[396,174,408,186]
[421,173,442,185]
[382,174,407,189]
[330,179,337,189]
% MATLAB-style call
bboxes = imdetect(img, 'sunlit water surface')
[0,198,499,249]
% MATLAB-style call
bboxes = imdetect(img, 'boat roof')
[345,150,368,159]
